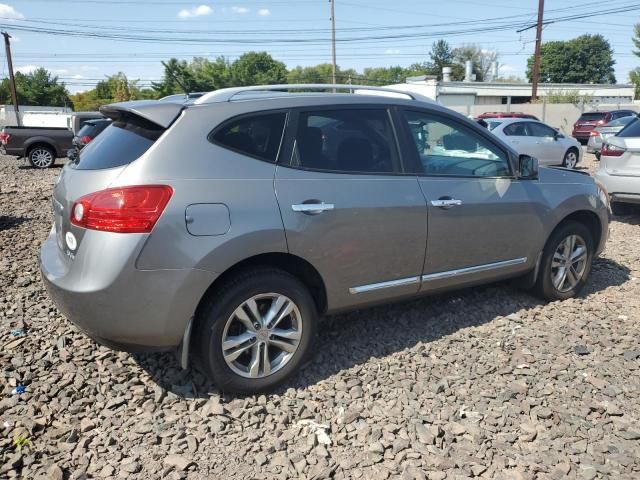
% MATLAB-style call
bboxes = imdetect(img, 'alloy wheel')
[221,293,302,378]
[551,234,587,292]
[31,148,53,168]
[564,151,577,168]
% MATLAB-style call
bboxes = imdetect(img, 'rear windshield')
[74,115,164,170]
[607,116,635,128]
[617,118,640,138]
[578,112,606,121]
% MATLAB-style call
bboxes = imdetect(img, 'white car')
[594,117,640,212]
[490,118,582,168]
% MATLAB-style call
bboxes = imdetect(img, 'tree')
[426,40,465,80]
[631,24,640,99]
[526,34,615,84]
[228,52,287,86]
[453,45,497,81]
[70,73,156,111]
[0,68,70,107]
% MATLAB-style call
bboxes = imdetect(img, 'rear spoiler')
[100,101,184,129]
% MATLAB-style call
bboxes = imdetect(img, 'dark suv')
[67,119,110,161]
[572,109,637,143]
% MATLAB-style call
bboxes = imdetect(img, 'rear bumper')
[1,146,23,156]
[586,136,602,153]
[39,227,216,351]
[594,170,640,205]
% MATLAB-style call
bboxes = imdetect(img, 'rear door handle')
[291,202,335,214]
[431,199,463,208]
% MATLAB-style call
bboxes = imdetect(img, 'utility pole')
[2,32,20,127]
[531,0,544,102]
[329,0,337,91]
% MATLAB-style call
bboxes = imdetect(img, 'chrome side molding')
[422,257,527,282]
[349,257,527,294]
[349,276,420,294]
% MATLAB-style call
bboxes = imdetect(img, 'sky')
[0,0,637,93]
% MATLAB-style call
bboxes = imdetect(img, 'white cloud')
[71,74,85,80]
[0,4,25,20]
[232,6,249,14]
[384,48,401,55]
[499,64,515,72]
[53,68,68,74]
[178,5,213,19]
[257,8,271,16]
[16,65,38,74]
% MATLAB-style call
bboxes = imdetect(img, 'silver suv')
[40,85,610,393]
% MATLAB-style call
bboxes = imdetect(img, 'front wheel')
[534,221,594,301]
[28,146,55,169]
[195,268,317,394]
[563,148,579,169]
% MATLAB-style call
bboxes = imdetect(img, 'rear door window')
[289,108,400,174]
[617,118,640,137]
[75,115,163,170]
[503,122,530,136]
[210,112,286,162]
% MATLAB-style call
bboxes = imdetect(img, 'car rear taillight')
[601,143,626,157]
[590,130,600,137]
[80,135,93,144]
[70,185,173,233]
[0,132,10,145]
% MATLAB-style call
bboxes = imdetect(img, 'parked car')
[476,112,539,121]
[595,117,640,213]
[490,118,582,168]
[587,115,637,159]
[69,112,104,134]
[0,125,73,168]
[40,85,609,393]
[67,119,111,162]
[572,110,637,143]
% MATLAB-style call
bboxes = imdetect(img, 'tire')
[595,152,601,161]
[533,221,594,301]
[194,268,317,394]
[562,148,579,169]
[28,145,55,169]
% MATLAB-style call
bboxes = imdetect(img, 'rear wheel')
[534,221,594,301]
[195,268,317,394]
[28,146,55,169]
[563,148,579,169]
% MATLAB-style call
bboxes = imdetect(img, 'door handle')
[291,202,335,214]
[431,199,463,208]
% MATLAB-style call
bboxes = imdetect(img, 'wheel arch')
[194,252,328,319]
[25,140,57,157]
[551,209,602,251]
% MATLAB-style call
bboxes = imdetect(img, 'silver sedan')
[490,118,582,168]
[587,115,637,159]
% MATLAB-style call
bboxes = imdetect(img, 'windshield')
[578,112,606,122]
[76,123,97,137]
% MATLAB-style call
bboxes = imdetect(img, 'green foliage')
[70,72,157,111]
[526,34,616,84]
[452,45,497,81]
[541,89,593,105]
[229,51,287,86]
[13,434,32,451]
[631,25,640,99]
[0,67,70,107]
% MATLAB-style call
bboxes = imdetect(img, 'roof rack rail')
[193,84,434,105]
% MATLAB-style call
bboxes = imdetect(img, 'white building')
[386,75,636,107]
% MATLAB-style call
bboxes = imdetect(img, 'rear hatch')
[603,120,640,177]
[51,101,182,259]
[574,112,606,133]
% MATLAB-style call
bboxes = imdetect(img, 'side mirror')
[553,131,564,140]
[519,154,538,179]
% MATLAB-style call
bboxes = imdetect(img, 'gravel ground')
[1,152,639,480]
